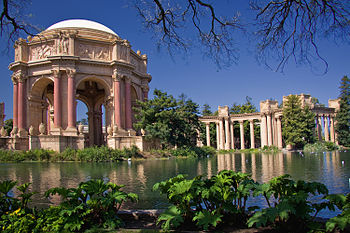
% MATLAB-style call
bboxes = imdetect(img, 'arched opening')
[29,78,54,135]
[76,78,108,147]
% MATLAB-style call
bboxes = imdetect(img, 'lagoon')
[0,151,349,218]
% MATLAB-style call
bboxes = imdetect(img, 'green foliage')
[335,75,350,147]
[156,205,183,231]
[326,193,350,232]
[169,146,216,157]
[248,174,333,232]
[0,180,37,233]
[304,141,339,152]
[134,89,201,149]
[3,119,13,136]
[0,179,138,232]
[282,95,316,149]
[153,170,257,231]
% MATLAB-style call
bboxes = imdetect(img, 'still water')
[0,151,349,217]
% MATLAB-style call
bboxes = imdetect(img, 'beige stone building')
[200,94,340,150]
[6,19,152,151]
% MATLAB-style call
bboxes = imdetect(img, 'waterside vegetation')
[2,172,350,232]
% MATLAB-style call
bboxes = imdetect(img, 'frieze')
[79,43,110,61]
[29,42,56,61]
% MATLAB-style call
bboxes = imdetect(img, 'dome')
[46,19,118,36]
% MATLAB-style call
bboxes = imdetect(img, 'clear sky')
[0,0,349,120]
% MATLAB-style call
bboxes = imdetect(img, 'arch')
[76,75,111,97]
[30,77,54,99]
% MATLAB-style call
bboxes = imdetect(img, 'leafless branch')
[250,0,350,73]
[0,0,38,48]
[134,0,241,68]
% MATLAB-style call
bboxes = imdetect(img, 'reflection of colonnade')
[200,94,340,149]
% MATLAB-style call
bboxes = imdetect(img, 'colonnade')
[260,112,283,149]
[315,114,337,143]
[204,117,261,150]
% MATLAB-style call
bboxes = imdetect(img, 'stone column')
[317,115,322,140]
[260,114,267,148]
[12,78,18,128]
[67,70,76,129]
[266,113,272,146]
[249,120,255,149]
[142,85,149,101]
[125,77,132,130]
[205,122,211,147]
[224,117,231,150]
[17,72,27,137]
[113,73,121,129]
[216,122,220,150]
[53,70,62,129]
[219,119,225,150]
[239,120,245,149]
[230,121,235,149]
[330,116,335,143]
[276,116,283,149]
[324,115,329,142]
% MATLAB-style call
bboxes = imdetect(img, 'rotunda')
[9,19,151,151]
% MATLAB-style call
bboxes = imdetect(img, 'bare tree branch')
[134,0,241,68]
[0,0,38,48]
[250,0,350,73]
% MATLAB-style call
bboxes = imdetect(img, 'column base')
[127,129,136,136]
[64,127,78,136]
[50,127,62,136]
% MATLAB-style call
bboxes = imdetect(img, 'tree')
[2,0,350,70]
[282,95,315,149]
[134,89,201,148]
[3,118,12,135]
[335,75,350,146]
[201,104,212,116]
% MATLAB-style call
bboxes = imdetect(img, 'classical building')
[200,94,340,150]
[7,19,152,151]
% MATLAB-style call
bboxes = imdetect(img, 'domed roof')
[46,19,118,36]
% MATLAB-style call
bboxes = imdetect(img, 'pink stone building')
[8,19,152,152]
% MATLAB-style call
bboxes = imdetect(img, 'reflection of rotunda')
[9,19,151,151]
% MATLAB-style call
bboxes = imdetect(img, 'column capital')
[52,69,61,78]
[112,69,122,81]
[66,69,76,78]
[11,74,18,84]
[205,122,210,126]
[239,120,244,124]
[248,119,254,123]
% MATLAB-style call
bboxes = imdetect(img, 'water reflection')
[0,152,350,215]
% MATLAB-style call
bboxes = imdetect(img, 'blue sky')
[0,0,349,120]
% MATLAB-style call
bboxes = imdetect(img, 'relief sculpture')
[30,43,55,61]
[79,43,110,60]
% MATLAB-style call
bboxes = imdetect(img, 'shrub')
[304,141,339,152]
[248,174,334,232]
[153,170,257,231]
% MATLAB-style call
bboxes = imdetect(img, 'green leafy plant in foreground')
[248,174,334,232]
[0,179,138,232]
[153,170,257,231]
[0,181,37,233]
[38,179,138,232]
[326,193,350,232]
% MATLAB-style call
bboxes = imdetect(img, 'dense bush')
[170,146,216,157]
[0,146,143,162]
[154,172,344,232]
[304,141,339,153]
[153,170,257,230]
[0,179,138,232]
